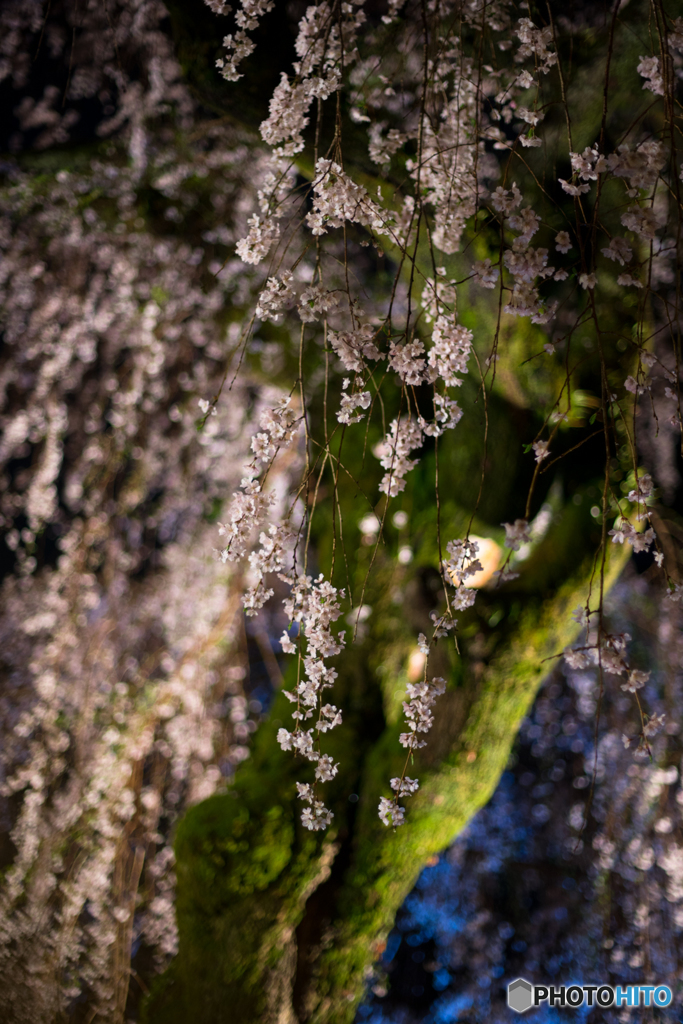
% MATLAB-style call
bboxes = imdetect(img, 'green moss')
[144,529,628,1024]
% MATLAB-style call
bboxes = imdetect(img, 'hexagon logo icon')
[508,978,533,1013]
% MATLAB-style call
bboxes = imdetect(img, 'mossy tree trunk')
[144,526,627,1024]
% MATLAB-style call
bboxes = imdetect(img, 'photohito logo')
[507,979,672,1012]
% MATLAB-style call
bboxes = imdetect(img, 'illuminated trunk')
[144,535,627,1024]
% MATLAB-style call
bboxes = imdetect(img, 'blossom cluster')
[563,611,664,750]
[214,0,274,82]
[379,534,483,828]
[378,676,447,828]
[217,397,300,604]
[277,574,346,829]
[376,671,446,831]
[0,38,288,1015]
[307,159,394,239]
[373,417,425,497]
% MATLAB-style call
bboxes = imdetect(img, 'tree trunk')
[144,536,627,1024]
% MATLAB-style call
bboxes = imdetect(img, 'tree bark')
[144,534,627,1024]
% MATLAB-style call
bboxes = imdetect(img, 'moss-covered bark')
[144,525,627,1024]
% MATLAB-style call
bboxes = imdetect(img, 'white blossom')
[621,670,651,693]
[555,231,572,253]
[421,269,457,322]
[328,324,383,373]
[637,55,664,95]
[315,754,339,782]
[443,538,483,585]
[617,274,643,289]
[502,519,530,551]
[301,801,334,831]
[389,340,436,386]
[628,473,654,503]
[570,145,601,180]
[374,417,425,497]
[472,258,500,288]
[509,206,540,244]
[515,18,557,73]
[491,183,522,214]
[378,796,405,827]
[625,375,648,395]
[390,776,420,796]
[216,1,274,81]
[337,389,372,425]
[278,573,347,826]
[368,122,407,165]
[297,282,340,323]
[516,107,543,126]
[380,677,445,827]
[564,647,590,670]
[559,178,590,197]
[607,141,665,192]
[218,484,275,562]
[428,319,473,387]
[399,677,447,750]
[532,440,550,463]
[421,394,463,436]
[235,213,280,264]
[643,713,666,738]
[602,237,632,266]
[306,158,393,238]
[621,205,660,241]
[280,631,297,654]
[255,271,296,323]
